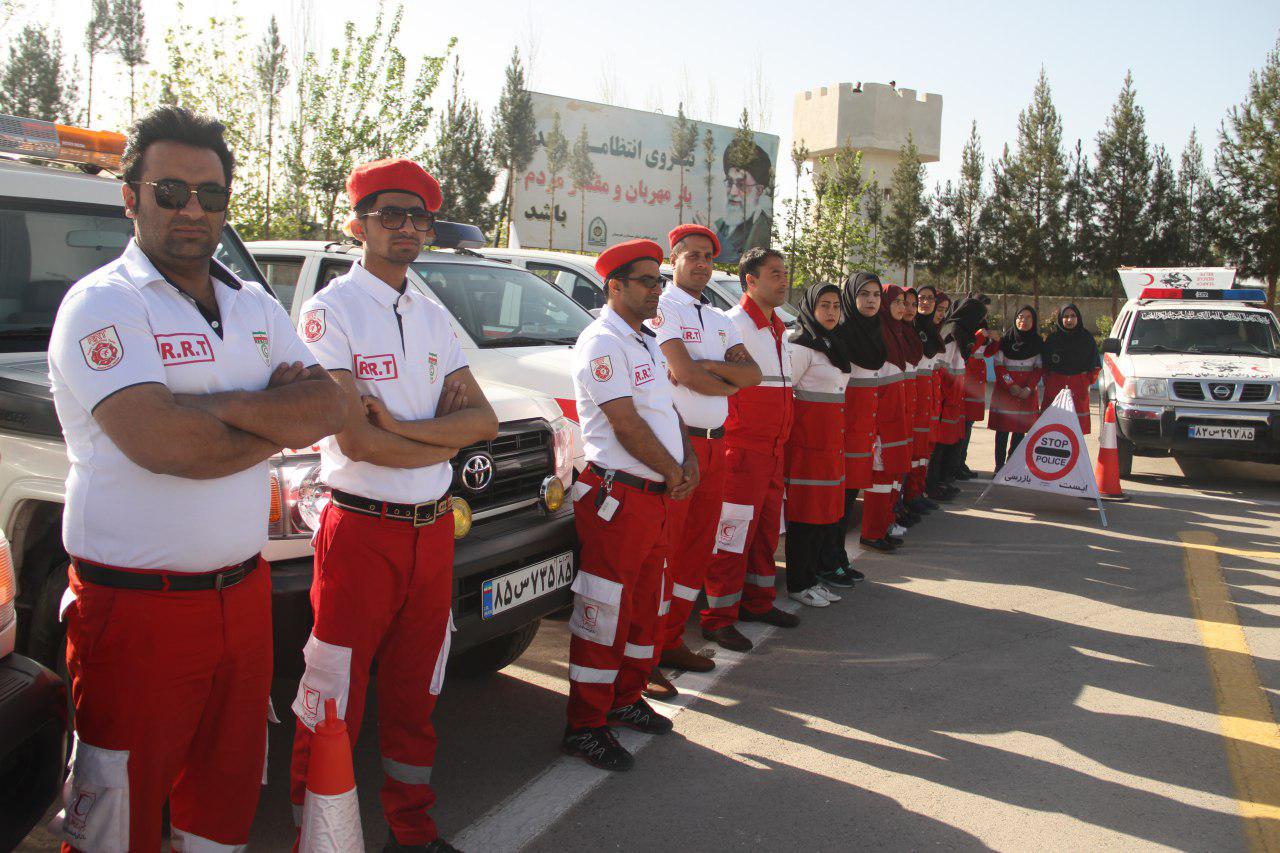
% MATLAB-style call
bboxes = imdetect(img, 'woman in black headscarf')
[785,283,851,605]
[906,286,944,512]
[989,305,1044,467]
[941,293,997,480]
[1042,303,1100,434]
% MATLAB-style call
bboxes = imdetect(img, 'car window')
[527,261,605,311]
[0,197,258,351]
[256,255,305,312]
[1129,309,1280,357]
[316,259,354,294]
[411,261,593,347]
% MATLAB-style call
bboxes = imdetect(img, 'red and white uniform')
[785,346,849,524]
[568,307,681,727]
[989,351,1043,433]
[843,364,880,491]
[647,285,741,653]
[703,296,793,629]
[862,359,909,541]
[963,331,1000,423]
[938,340,967,444]
[290,262,467,846]
[1042,368,1098,434]
[49,240,313,852]
[906,349,936,499]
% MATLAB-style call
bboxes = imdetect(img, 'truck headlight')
[269,454,330,538]
[1123,377,1167,399]
[550,416,575,488]
[541,476,565,512]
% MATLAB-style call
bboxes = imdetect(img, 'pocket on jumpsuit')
[49,738,130,853]
[292,634,353,732]
[568,572,624,647]
[429,611,457,696]
[712,502,755,555]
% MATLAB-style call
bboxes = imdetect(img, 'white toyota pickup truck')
[1098,267,1280,474]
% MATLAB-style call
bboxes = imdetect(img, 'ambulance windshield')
[1128,309,1280,357]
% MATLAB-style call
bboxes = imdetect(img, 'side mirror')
[1101,338,1121,355]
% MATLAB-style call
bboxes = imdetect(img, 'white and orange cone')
[298,699,364,853]
[1094,402,1130,502]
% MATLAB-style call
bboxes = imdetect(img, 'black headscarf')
[839,272,887,371]
[939,294,988,351]
[1043,303,1098,375]
[1000,305,1044,360]
[878,283,910,370]
[913,286,943,358]
[790,282,851,373]
[899,287,925,363]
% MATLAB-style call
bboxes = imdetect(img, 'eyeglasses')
[723,176,758,191]
[361,206,436,232]
[134,179,231,213]
[624,275,664,288]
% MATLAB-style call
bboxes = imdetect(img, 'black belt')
[331,489,452,527]
[686,425,725,440]
[74,555,259,592]
[586,463,667,494]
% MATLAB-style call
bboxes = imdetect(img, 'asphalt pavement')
[19,411,1280,851]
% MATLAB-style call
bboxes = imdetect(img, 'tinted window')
[1129,309,1280,356]
[527,262,605,310]
[411,261,592,347]
[256,255,305,312]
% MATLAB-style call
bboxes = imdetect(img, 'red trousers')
[568,468,670,728]
[290,502,455,846]
[702,446,783,631]
[659,436,726,652]
[56,558,272,853]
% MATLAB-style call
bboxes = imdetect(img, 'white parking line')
[452,597,807,852]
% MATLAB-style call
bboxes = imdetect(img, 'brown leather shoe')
[701,624,753,652]
[643,667,678,700]
[659,642,715,673]
[738,607,801,628]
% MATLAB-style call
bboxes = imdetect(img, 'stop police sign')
[1024,423,1080,481]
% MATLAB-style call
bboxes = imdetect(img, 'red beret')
[667,223,720,257]
[346,158,443,212]
[595,239,664,279]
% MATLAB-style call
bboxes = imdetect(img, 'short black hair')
[738,247,785,287]
[120,105,235,186]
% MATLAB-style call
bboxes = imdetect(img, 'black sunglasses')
[361,206,436,232]
[134,179,232,213]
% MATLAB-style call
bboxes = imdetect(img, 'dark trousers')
[994,431,1025,469]
[948,421,975,477]
[927,443,957,491]
[785,521,841,592]
[831,489,860,567]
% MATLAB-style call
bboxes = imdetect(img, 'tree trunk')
[129,67,136,124]
[1268,272,1277,309]
[548,187,555,249]
[677,167,685,225]
[497,165,513,247]
[86,55,95,126]
[264,102,276,238]
[579,192,585,251]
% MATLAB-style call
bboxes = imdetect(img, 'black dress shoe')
[895,513,918,528]
[920,496,941,510]
[886,535,905,546]
[562,725,634,771]
[643,667,678,700]
[859,537,896,552]
[738,607,800,628]
[702,624,753,652]
[608,698,674,734]
[847,566,867,581]
[926,488,954,502]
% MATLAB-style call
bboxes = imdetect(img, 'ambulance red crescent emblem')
[591,356,613,382]
[302,309,325,343]
[651,308,665,328]
[718,521,738,544]
[79,326,123,371]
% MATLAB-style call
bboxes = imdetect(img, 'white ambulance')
[1098,267,1280,474]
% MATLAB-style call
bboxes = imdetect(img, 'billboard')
[510,92,780,262]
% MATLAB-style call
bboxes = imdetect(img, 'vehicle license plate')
[1188,425,1255,441]
[481,552,575,619]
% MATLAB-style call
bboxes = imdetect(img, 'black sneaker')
[847,566,866,582]
[816,565,856,588]
[859,537,896,552]
[562,725,635,771]
[383,838,462,853]
[920,496,941,511]
[608,698,674,735]
[886,535,905,546]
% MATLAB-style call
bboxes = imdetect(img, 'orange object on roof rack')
[0,113,125,171]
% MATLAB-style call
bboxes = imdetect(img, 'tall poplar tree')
[492,48,535,246]
[111,0,147,123]
[883,132,927,283]
[1093,71,1152,313]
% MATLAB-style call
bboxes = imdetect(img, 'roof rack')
[0,113,124,173]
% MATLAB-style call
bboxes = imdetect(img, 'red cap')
[595,239,664,279]
[346,157,443,212]
[667,223,720,257]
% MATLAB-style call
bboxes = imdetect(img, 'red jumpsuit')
[963,331,1000,423]
[1043,370,1098,434]
[703,297,793,630]
[939,341,967,445]
[906,355,935,499]
[658,435,725,652]
[785,347,848,525]
[844,365,880,491]
[863,362,908,541]
[989,351,1043,433]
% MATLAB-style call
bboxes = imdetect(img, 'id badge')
[598,495,620,521]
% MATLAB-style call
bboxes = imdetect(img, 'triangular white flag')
[977,388,1108,527]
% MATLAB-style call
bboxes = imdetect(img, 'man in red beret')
[644,224,761,699]
[562,238,697,771]
[289,157,498,852]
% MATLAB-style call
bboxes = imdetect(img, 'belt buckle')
[414,499,441,527]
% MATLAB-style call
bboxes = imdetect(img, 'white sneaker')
[789,587,830,607]
[890,524,907,537]
[812,584,841,603]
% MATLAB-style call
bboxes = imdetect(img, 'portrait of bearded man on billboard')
[698,141,773,262]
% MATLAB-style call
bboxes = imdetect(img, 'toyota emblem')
[460,452,494,492]
[1210,383,1233,400]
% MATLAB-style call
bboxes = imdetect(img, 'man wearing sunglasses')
[47,105,346,851]
[561,239,697,772]
[289,158,498,853]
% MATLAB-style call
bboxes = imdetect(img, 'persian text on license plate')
[481,552,575,620]
[1188,424,1255,441]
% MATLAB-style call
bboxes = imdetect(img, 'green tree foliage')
[568,125,598,251]
[431,59,496,231]
[1177,129,1218,265]
[954,121,985,288]
[978,151,1019,289]
[84,0,114,125]
[0,23,78,122]
[111,0,147,123]
[491,48,535,246]
[922,181,960,281]
[1093,71,1152,312]
[1144,145,1183,265]
[702,127,715,225]
[253,15,288,238]
[1061,139,1096,279]
[883,132,927,283]
[863,180,885,269]
[670,102,698,225]
[1215,34,1280,305]
[542,111,569,249]
[788,145,873,285]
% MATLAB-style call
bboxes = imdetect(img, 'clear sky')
[14,0,1280,195]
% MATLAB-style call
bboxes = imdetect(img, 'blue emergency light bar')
[1139,287,1266,302]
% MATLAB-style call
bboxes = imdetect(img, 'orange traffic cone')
[298,699,364,853]
[1094,402,1130,502]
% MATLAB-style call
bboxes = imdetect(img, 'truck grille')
[451,420,552,514]
[1240,384,1271,403]
[1172,381,1204,401]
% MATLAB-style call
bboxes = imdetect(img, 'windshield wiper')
[1128,344,1177,353]
[477,335,575,348]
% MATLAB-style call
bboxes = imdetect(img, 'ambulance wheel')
[1116,434,1134,478]
[450,620,541,677]
[27,560,70,675]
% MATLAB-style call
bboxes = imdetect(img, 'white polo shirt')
[299,263,467,503]
[645,283,743,430]
[49,239,316,571]
[573,306,684,482]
